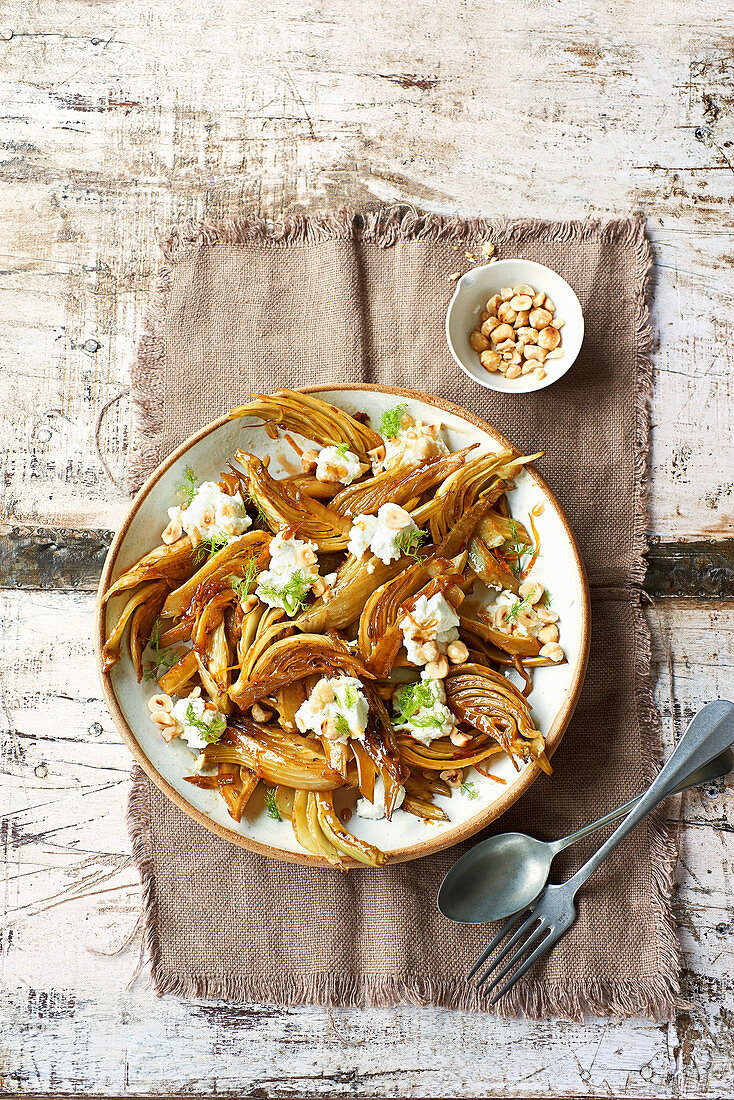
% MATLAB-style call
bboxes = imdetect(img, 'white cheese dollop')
[399,593,460,665]
[347,503,419,564]
[491,588,532,638]
[295,675,369,743]
[356,775,406,820]
[315,445,362,486]
[166,481,250,544]
[255,532,320,615]
[374,419,450,474]
[171,695,226,752]
[393,673,455,746]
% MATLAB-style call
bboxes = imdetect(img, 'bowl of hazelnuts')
[445,258,584,393]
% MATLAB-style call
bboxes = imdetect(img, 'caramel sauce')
[520,515,541,579]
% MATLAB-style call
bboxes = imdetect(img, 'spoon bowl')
[438,832,551,924]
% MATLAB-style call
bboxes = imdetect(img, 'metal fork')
[469,699,734,1004]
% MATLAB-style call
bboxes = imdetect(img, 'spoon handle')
[548,743,734,857]
[562,700,734,894]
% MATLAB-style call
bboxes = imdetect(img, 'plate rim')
[95,383,591,867]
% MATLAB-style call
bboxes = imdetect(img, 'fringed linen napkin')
[125,209,679,1018]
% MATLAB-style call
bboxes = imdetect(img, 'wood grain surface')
[1,1,733,1097]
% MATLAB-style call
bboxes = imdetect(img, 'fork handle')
[548,747,734,856]
[564,699,734,895]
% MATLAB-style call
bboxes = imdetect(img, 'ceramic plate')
[96,385,590,866]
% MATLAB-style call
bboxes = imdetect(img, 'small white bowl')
[445,258,584,393]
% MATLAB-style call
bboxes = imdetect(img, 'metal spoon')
[438,746,734,925]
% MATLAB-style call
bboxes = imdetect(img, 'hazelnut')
[519,580,544,605]
[446,640,469,664]
[529,307,553,329]
[540,642,564,662]
[381,504,412,530]
[481,317,500,338]
[490,323,514,344]
[515,326,539,346]
[161,519,183,545]
[424,656,449,679]
[251,702,273,723]
[537,326,561,351]
[523,344,547,362]
[479,350,501,372]
[509,294,532,311]
[301,448,319,474]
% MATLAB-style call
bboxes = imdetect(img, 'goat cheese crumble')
[255,532,320,614]
[171,695,226,752]
[347,503,418,564]
[356,775,406,820]
[490,588,533,638]
[374,419,449,474]
[295,675,370,743]
[315,445,362,486]
[393,674,455,746]
[165,481,250,544]
[399,593,460,665]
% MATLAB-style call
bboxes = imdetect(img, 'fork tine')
[480,920,548,994]
[489,926,561,1005]
[474,910,540,989]
[467,909,528,980]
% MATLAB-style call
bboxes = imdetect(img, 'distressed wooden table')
[1,2,733,1097]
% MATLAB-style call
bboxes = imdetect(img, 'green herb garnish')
[542,590,552,608]
[180,466,199,506]
[334,714,351,740]
[394,681,443,728]
[505,519,533,577]
[243,489,269,526]
[257,570,313,616]
[143,648,178,681]
[185,703,226,743]
[395,527,427,560]
[407,714,444,729]
[379,404,406,439]
[342,683,358,708]
[194,530,232,563]
[506,594,532,623]
[231,556,259,598]
[334,442,351,457]
[460,780,479,800]
[143,619,180,681]
[263,787,282,821]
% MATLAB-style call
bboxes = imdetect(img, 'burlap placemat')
[125,209,680,1019]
